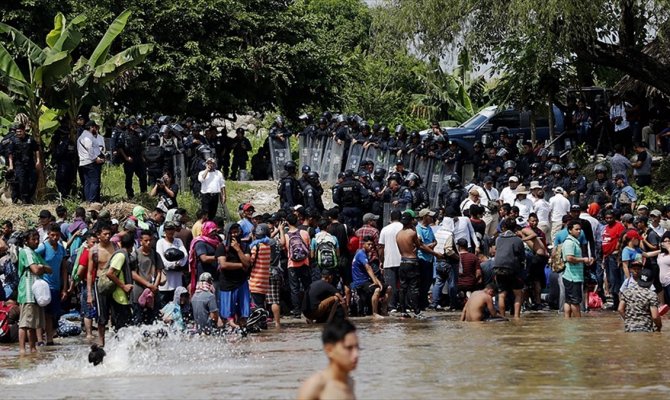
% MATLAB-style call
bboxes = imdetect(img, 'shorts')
[44,289,62,317]
[494,268,524,292]
[18,303,45,329]
[94,279,112,326]
[304,295,339,323]
[355,282,379,304]
[267,275,282,305]
[80,283,98,320]
[563,278,583,305]
[219,281,251,319]
[338,255,352,285]
[251,292,266,309]
[529,255,549,287]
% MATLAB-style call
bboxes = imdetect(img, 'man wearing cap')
[618,267,662,332]
[512,186,533,220]
[549,187,571,242]
[499,176,519,206]
[7,123,41,204]
[36,210,53,242]
[481,177,499,236]
[77,120,106,203]
[601,210,626,309]
[416,209,442,311]
[650,210,666,237]
[198,157,227,220]
[238,203,256,251]
[460,188,482,216]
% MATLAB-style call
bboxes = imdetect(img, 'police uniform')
[278,174,303,209]
[51,130,77,196]
[8,134,39,204]
[118,129,147,198]
[333,177,369,229]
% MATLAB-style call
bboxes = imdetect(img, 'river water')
[1,312,669,399]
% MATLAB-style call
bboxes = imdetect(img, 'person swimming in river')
[298,319,359,400]
[460,284,502,322]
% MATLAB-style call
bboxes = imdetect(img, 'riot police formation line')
[0,115,253,204]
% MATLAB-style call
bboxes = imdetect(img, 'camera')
[156,178,165,185]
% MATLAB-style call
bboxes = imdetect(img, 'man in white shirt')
[378,210,403,312]
[76,120,106,203]
[650,209,666,236]
[609,93,632,153]
[532,189,552,241]
[460,187,482,216]
[549,186,571,242]
[442,215,480,254]
[528,181,542,203]
[499,176,519,206]
[198,157,227,220]
[513,186,534,220]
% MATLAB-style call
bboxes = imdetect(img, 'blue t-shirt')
[36,241,67,290]
[351,249,370,289]
[621,246,642,264]
[553,228,587,247]
[416,223,435,262]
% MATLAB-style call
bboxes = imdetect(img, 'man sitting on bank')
[304,269,347,323]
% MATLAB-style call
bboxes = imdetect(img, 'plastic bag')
[587,291,602,309]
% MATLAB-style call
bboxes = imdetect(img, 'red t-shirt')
[457,252,481,288]
[602,222,625,256]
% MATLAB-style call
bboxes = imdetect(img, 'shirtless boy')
[460,284,499,322]
[298,320,359,400]
[86,224,118,346]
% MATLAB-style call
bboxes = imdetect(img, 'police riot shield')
[312,138,335,180]
[344,142,365,172]
[298,135,311,169]
[173,152,188,191]
[428,160,443,208]
[362,146,377,167]
[462,162,475,184]
[326,141,346,185]
[406,152,419,173]
[268,136,291,181]
[414,157,432,187]
[308,136,325,174]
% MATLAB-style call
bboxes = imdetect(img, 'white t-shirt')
[549,194,571,223]
[500,186,517,206]
[156,237,188,291]
[514,197,534,220]
[198,169,226,194]
[533,199,551,224]
[379,221,403,268]
[658,253,670,287]
[77,130,105,166]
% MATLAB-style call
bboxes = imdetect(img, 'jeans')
[443,262,459,309]
[605,255,623,308]
[431,261,448,308]
[418,259,433,311]
[123,160,147,198]
[383,267,400,310]
[11,166,36,204]
[82,163,102,203]
[288,265,313,316]
[399,261,420,314]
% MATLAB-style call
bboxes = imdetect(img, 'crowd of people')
[2,97,670,355]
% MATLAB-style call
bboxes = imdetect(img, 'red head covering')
[587,202,600,218]
[188,221,221,293]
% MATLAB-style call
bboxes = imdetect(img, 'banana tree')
[53,10,153,139]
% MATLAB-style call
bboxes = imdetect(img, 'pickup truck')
[437,105,565,156]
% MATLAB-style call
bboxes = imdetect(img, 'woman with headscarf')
[160,286,192,331]
[188,221,221,294]
[133,206,150,230]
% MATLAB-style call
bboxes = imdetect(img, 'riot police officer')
[332,169,369,229]
[407,173,430,210]
[585,164,615,206]
[439,174,466,217]
[144,134,165,185]
[370,167,387,223]
[278,161,303,209]
[303,171,325,212]
[565,162,587,205]
[160,125,181,176]
[230,127,252,180]
[8,124,41,204]
[117,118,147,199]
[50,126,77,197]
[110,118,127,164]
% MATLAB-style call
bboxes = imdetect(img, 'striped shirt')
[249,243,271,295]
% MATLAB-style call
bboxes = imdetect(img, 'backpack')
[550,242,566,273]
[0,255,18,300]
[287,230,309,262]
[0,301,12,339]
[70,244,88,284]
[96,249,127,297]
[316,237,338,270]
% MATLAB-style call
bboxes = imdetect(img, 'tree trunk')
[530,109,537,146]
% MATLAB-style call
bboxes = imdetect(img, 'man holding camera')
[77,120,106,203]
[198,158,227,220]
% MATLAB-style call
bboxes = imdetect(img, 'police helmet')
[388,172,402,183]
[336,114,346,124]
[503,160,517,170]
[301,165,311,174]
[196,144,212,159]
[344,169,354,178]
[566,162,578,170]
[360,121,370,131]
[373,167,386,180]
[284,160,297,173]
[235,127,245,135]
[395,124,406,135]
[594,164,608,174]
[275,116,285,126]
[307,171,320,182]
[380,125,390,136]
[530,162,541,170]
[157,115,171,125]
[550,164,564,174]
[322,111,332,121]
[318,117,328,126]
[448,174,461,188]
[544,161,554,171]
[147,134,160,146]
